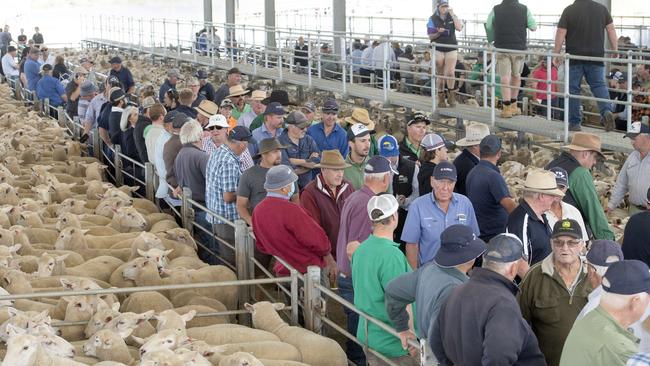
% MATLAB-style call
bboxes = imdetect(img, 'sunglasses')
[552,239,582,248]
[206,126,224,131]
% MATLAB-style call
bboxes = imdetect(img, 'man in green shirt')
[560,260,650,366]
[352,194,416,366]
[344,123,374,190]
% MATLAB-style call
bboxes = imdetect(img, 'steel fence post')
[490,49,496,126]
[303,266,315,331]
[144,162,155,201]
[92,128,101,160]
[181,187,194,235]
[482,50,488,108]
[114,145,124,186]
[563,55,570,143]
[246,229,257,300]
[431,43,437,113]
[57,106,65,127]
[43,98,50,117]
[290,268,299,326]
[626,51,633,132]
[235,219,252,326]
[304,266,322,333]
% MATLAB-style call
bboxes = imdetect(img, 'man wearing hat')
[345,108,378,157]
[307,99,349,158]
[609,122,650,216]
[194,99,218,129]
[623,187,650,267]
[252,165,333,278]
[252,102,286,150]
[214,67,241,106]
[82,79,110,156]
[301,101,317,125]
[560,260,650,366]
[453,122,490,195]
[219,98,237,130]
[186,77,206,109]
[238,90,267,129]
[279,111,321,189]
[79,57,96,86]
[107,87,129,147]
[226,85,252,120]
[431,234,545,365]
[250,90,295,131]
[108,56,135,94]
[35,63,66,109]
[77,81,97,123]
[399,113,430,162]
[402,161,480,269]
[518,219,591,366]
[206,125,253,265]
[417,133,452,196]
[133,96,156,163]
[158,68,181,104]
[201,114,229,154]
[24,47,41,91]
[337,156,395,366]
[546,167,589,241]
[195,69,215,103]
[385,224,486,365]
[344,123,375,190]
[352,194,414,365]
[576,240,624,321]
[546,132,615,240]
[301,150,355,261]
[64,66,89,118]
[466,135,518,242]
[153,110,182,208]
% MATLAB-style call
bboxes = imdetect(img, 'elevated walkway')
[83,38,632,153]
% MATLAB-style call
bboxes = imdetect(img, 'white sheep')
[108,206,149,232]
[186,324,280,345]
[82,328,137,364]
[53,227,133,261]
[188,340,303,363]
[135,328,192,357]
[36,253,124,283]
[2,331,86,366]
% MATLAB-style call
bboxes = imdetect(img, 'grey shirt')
[237,165,270,213]
[609,150,650,208]
[174,144,209,203]
[385,262,468,339]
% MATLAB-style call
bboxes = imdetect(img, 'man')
[360,41,378,84]
[252,165,333,277]
[133,96,155,163]
[155,110,182,209]
[238,90,266,129]
[81,79,109,152]
[174,88,198,119]
[372,38,396,86]
[336,156,394,366]
[279,111,320,189]
[97,86,121,151]
[108,56,135,94]
[609,122,650,215]
[1,46,18,82]
[344,123,374,190]
[453,122,490,196]
[186,77,205,109]
[554,0,617,131]
[485,0,537,118]
[65,66,88,118]
[294,36,309,72]
[24,47,41,91]
[0,25,11,57]
[307,99,348,157]
[38,46,54,66]
[79,57,96,85]
[344,107,378,157]
[77,81,97,127]
[196,69,215,102]
[206,126,252,265]
[518,219,591,366]
[545,167,589,240]
[508,170,565,267]
[194,99,218,130]
[301,150,355,261]
[163,112,190,198]
[108,87,129,147]
[35,64,66,107]
[466,134,518,241]
[202,113,229,154]
[611,72,631,131]
[214,67,241,106]
[32,27,43,45]
[385,224,486,366]
[560,260,650,366]
[431,234,546,365]
[399,113,430,162]
[623,188,650,266]
[250,90,293,131]
[252,102,285,144]
[352,194,415,366]
[159,68,181,104]
[144,103,167,164]
[546,132,615,240]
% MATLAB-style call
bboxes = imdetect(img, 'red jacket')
[252,196,331,275]
[300,175,355,257]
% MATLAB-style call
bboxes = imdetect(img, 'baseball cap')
[614,72,628,82]
[220,98,234,109]
[264,102,287,116]
[163,110,179,124]
[264,165,298,190]
[347,123,375,141]
[484,233,528,263]
[109,56,122,64]
[109,88,125,103]
[205,114,229,129]
[625,121,650,139]
[364,156,398,175]
[141,96,157,110]
[549,167,569,188]
[407,112,431,126]
[80,81,97,97]
[228,126,252,142]
[302,101,316,113]
[435,224,486,268]
[378,134,400,158]
[322,99,339,112]
[421,133,446,151]
[367,194,399,222]
[171,113,190,129]
[438,0,449,6]
[285,111,310,129]
[602,260,650,295]
[227,67,241,75]
[479,134,502,155]
[195,69,209,79]
[586,240,624,267]
[432,161,457,181]
[608,70,622,80]
[551,219,583,240]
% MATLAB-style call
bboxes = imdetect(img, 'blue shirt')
[24,58,41,91]
[307,122,349,157]
[278,130,319,188]
[401,192,480,266]
[206,144,242,224]
[252,123,284,145]
[110,66,135,92]
[35,75,65,106]
[158,79,176,103]
[466,160,511,240]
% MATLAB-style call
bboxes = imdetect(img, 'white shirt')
[1,53,18,77]
[372,42,396,69]
[237,111,257,129]
[609,150,650,208]
[361,46,374,67]
[545,201,589,240]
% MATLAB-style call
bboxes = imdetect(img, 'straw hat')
[315,150,351,170]
[523,170,565,197]
[195,100,219,118]
[564,132,604,158]
[249,90,267,102]
[344,108,375,131]
[456,122,490,147]
[226,85,251,98]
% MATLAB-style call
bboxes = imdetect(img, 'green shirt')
[344,154,369,190]
[232,103,252,120]
[560,306,639,366]
[352,235,412,358]
[485,8,537,44]
[404,137,420,159]
[568,167,615,240]
[249,114,265,131]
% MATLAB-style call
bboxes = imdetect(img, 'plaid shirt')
[206,144,242,224]
[628,353,650,366]
[202,136,253,171]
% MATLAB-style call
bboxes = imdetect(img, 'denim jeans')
[568,63,612,126]
[194,210,217,264]
[338,273,366,366]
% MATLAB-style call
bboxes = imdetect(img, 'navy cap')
[171,112,190,129]
[602,260,650,295]
[195,69,209,79]
[322,99,339,112]
[228,126,252,142]
[435,224,486,267]
[480,134,502,155]
[484,233,528,263]
[163,110,179,124]
[264,102,287,116]
[586,240,623,267]
[109,88,125,103]
[109,56,122,64]
[549,167,569,188]
[364,156,398,175]
[432,161,457,181]
[378,135,400,158]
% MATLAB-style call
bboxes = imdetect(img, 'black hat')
[602,260,650,295]
[551,219,583,240]
[163,110,179,124]
[263,102,287,116]
[432,161,457,181]
[195,69,209,79]
[228,126,252,142]
[407,112,431,126]
[109,56,122,64]
[479,134,502,155]
[435,224,486,267]
[549,167,569,188]
[7,46,16,52]
[647,187,650,203]
[171,112,190,129]
[109,89,125,103]
[586,240,623,267]
[262,90,296,106]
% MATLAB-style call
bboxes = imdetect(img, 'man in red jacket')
[252,165,336,281]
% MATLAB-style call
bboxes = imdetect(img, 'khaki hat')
[564,132,604,158]
[456,122,490,147]
[254,138,288,159]
[249,90,267,102]
[523,170,565,197]
[344,108,375,131]
[315,150,351,170]
[226,85,251,98]
[195,100,219,118]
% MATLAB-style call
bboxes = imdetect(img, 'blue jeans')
[338,274,366,366]
[194,210,218,264]
[569,63,612,126]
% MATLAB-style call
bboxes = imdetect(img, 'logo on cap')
[382,141,396,151]
[562,220,571,228]
[440,167,453,173]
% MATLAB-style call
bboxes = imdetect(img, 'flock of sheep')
[0,83,347,366]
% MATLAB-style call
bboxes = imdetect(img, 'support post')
[43,98,50,117]
[290,268,299,326]
[181,187,194,235]
[92,128,101,160]
[332,0,346,66]
[144,162,155,201]
[203,0,213,23]
[235,219,252,326]
[264,0,276,49]
[57,106,65,127]
[114,145,124,186]
[303,266,322,333]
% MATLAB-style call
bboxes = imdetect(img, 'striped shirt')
[206,144,242,224]
[628,353,650,366]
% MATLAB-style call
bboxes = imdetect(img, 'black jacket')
[506,199,552,265]
[431,268,546,366]
[133,115,151,163]
[393,157,416,198]
[622,211,650,267]
[453,148,480,196]
[108,108,123,145]
[418,161,436,196]
[175,104,198,119]
[199,82,216,103]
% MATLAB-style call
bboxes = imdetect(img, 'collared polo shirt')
[398,137,420,162]
[307,122,349,157]
[610,151,650,208]
[206,144,242,224]
[352,234,412,358]
[343,154,369,190]
[249,114,265,131]
[336,185,374,276]
[238,111,258,129]
[36,75,65,106]
[507,199,552,265]
[279,130,319,188]
[466,160,511,240]
[24,58,41,91]
[252,123,284,144]
[232,103,252,120]
[401,192,480,266]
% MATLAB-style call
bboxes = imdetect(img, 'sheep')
[95,197,133,218]
[138,248,173,270]
[110,231,197,261]
[190,340,303,363]
[160,227,199,251]
[81,162,108,181]
[122,258,192,300]
[82,329,137,365]
[0,183,20,205]
[145,212,177,227]
[84,301,121,338]
[186,324,280,345]
[2,331,87,366]
[0,308,52,342]
[149,219,180,233]
[245,301,347,366]
[60,295,104,341]
[168,255,209,270]
[135,329,192,357]
[6,325,77,359]
[56,212,121,236]
[108,206,149,232]
[104,310,157,343]
[218,352,264,366]
[85,180,114,200]
[120,291,174,315]
[58,197,94,215]
[54,227,134,261]
[9,226,86,267]
[169,290,228,311]
[37,253,124,283]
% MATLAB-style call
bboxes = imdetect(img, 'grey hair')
[364,171,390,182]
[522,191,543,200]
[600,291,648,310]
[179,120,203,144]
[119,106,138,132]
[482,258,516,276]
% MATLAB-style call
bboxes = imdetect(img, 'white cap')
[367,194,399,222]
[421,133,445,151]
[206,114,229,129]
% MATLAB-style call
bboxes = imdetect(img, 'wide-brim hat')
[262,90,296,106]
[254,138,289,159]
[226,85,251,98]
[195,100,219,118]
[564,132,604,158]
[315,150,351,170]
[249,90,267,102]
[456,122,490,147]
[435,238,486,267]
[344,108,376,131]
[523,170,565,197]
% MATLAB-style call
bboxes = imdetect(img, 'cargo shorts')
[496,53,525,77]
